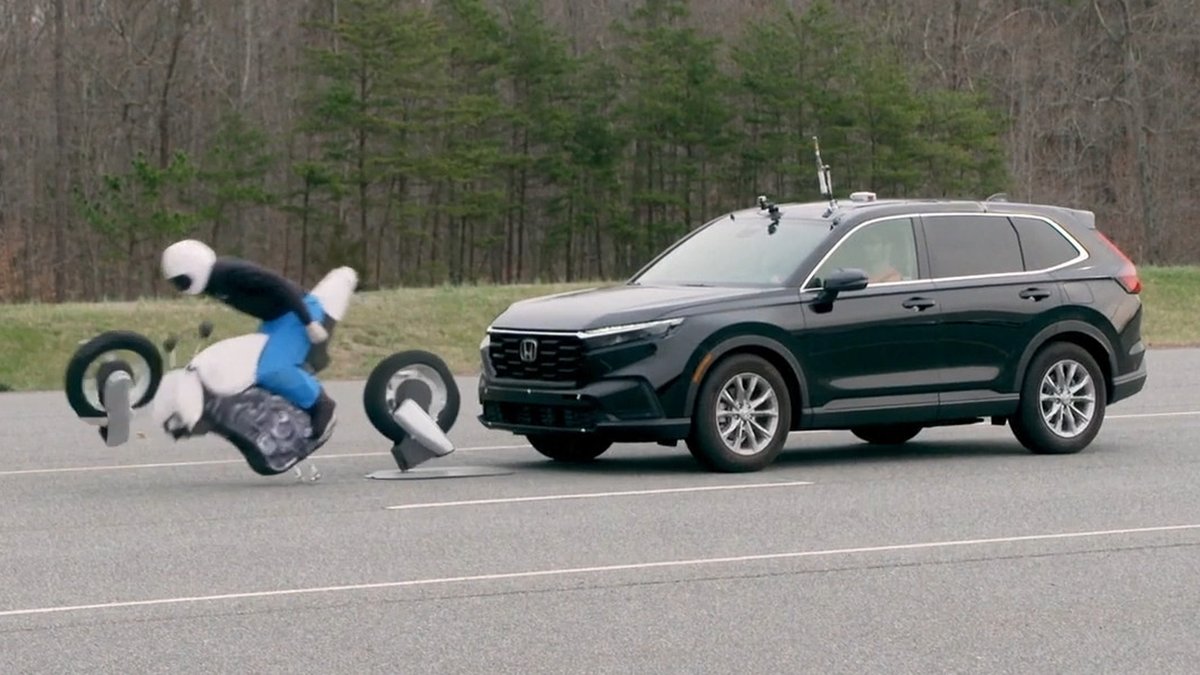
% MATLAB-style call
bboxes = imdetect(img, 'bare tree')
[1092,0,1158,261]
[2,0,1199,302]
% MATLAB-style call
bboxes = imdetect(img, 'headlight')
[479,332,491,350]
[578,318,684,349]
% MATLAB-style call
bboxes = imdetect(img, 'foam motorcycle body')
[158,266,358,475]
[65,267,464,479]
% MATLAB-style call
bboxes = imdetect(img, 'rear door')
[917,212,1077,417]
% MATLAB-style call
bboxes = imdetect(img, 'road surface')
[2,349,1200,673]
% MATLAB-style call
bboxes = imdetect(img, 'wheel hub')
[715,372,780,456]
[385,364,447,422]
[1038,358,1097,439]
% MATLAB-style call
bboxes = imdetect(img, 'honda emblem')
[519,338,539,362]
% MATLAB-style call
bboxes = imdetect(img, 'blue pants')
[256,294,325,410]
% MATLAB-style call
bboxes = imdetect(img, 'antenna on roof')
[813,136,838,215]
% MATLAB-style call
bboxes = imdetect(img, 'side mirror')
[811,268,869,311]
[198,321,214,339]
[822,268,870,295]
[163,335,179,354]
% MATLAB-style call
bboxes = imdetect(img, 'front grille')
[488,333,586,382]
[482,401,600,430]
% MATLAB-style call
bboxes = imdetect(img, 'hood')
[489,283,788,332]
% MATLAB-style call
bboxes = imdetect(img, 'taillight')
[1096,231,1141,294]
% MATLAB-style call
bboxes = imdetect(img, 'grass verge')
[0,267,1196,393]
[0,281,600,392]
[1135,266,1200,346]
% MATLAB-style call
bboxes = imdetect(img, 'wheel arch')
[683,332,809,430]
[1015,320,1117,402]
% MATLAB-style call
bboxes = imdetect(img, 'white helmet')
[161,239,216,295]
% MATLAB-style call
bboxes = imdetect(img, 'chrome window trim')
[801,210,1091,291]
[800,214,923,291]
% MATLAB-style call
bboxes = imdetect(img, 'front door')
[795,216,946,427]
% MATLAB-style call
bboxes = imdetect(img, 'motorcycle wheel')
[64,330,164,419]
[362,350,460,444]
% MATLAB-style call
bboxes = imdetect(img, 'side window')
[922,215,1024,278]
[1010,216,1081,270]
[811,217,919,287]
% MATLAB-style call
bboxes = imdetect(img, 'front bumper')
[478,376,691,442]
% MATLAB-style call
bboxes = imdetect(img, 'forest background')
[1,0,1194,303]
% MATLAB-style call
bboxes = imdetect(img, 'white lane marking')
[1,522,1197,619]
[0,444,532,477]
[384,480,814,510]
[1109,410,1200,419]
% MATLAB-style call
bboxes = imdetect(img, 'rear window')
[922,214,1025,278]
[1010,216,1081,270]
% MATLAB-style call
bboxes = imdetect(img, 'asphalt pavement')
[3,349,1200,673]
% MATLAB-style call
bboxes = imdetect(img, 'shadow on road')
[495,436,1036,477]
[772,438,1031,468]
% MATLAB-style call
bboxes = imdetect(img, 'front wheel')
[363,350,460,444]
[527,434,613,462]
[1010,342,1106,455]
[64,331,163,419]
[685,354,792,473]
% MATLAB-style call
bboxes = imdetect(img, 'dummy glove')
[306,321,329,344]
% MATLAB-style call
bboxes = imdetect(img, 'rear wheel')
[527,434,613,462]
[851,424,922,445]
[1010,342,1106,455]
[686,353,792,473]
[362,350,460,444]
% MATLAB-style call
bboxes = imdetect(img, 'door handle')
[1019,287,1052,301]
[902,297,936,311]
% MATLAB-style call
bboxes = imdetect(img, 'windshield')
[631,213,832,286]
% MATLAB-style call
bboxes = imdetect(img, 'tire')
[1010,341,1106,455]
[64,331,163,419]
[851,424,922,445]
[527,434,613,462]
[685,353,792,473]
[363,350,460,444]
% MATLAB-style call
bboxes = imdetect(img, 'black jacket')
[204,258,314,324]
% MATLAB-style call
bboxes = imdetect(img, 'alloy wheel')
[714,372,780,456]
[1038,359,1097,439]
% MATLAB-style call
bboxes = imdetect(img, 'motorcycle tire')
[64,330,164,419]
[362,350,460,444]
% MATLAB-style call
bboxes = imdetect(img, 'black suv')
[478,194,1148,472]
